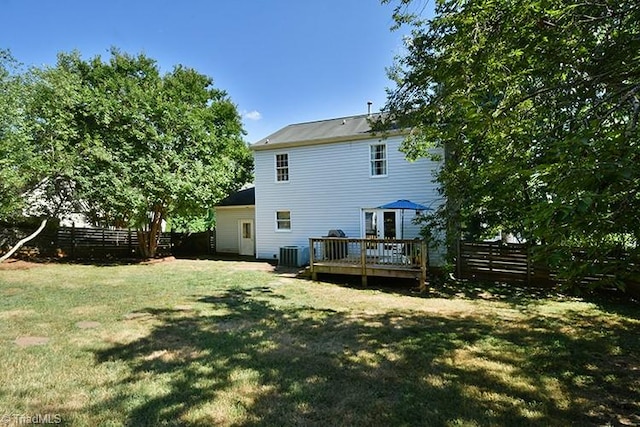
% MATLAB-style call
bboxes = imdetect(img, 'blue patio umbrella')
[379,199,430,211]
[378,199,431,238]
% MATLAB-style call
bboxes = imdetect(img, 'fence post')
[526,244,532,286]
[71,223,76,259]
[489,242,494,273]
[456,239,462,279]
[128,229,132,256]
[52,222,59,257]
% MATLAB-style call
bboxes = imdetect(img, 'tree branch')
[0,218,48,263]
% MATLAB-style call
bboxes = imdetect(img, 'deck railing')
[309,237,428,290]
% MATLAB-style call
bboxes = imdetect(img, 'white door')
[239,219,255,256]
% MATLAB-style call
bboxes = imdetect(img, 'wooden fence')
[171,230,216,257]
[456,241,550,285]
[55,226,172,259]
[1,224,215,260]
[456,240,639,294]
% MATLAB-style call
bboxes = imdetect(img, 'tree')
[0,50,82,261]
[0,50,30,221]
[54,50,252,258]
[379,0,640,288]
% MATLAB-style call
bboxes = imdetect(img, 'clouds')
[243,110,262,121]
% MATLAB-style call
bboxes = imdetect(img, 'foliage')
[0,50,31,220]
[1,48,251,257]
[39,49,252,256]
[379,0,640,288]
[1,49,79,225]
[168,209,216,233]
[23,57,87,219]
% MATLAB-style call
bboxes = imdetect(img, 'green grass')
[0,259,638,426]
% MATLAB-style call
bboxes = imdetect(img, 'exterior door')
[239,219,255,256]
[362,209,404,263]
[363,209,399,239]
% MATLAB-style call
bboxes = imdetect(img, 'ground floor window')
[276,210,291,231]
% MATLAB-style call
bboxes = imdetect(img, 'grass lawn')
[0,259,638,426]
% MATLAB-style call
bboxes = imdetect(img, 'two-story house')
[250,113,443,263]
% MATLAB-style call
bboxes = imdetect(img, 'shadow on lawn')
[89,285,640,426]
[324,270,640,310]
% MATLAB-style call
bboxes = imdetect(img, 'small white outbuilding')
[214,187,255,256]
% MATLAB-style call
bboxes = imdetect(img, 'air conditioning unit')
[279,246,309,267]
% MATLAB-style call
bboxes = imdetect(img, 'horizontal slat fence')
[457,240,638,294]
[457,241,551,285]
[57,226,172,259]
[0,224,214,260]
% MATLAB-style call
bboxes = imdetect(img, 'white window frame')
[275,153,289,183]
[369,143,388,177]
[275,210,291,232]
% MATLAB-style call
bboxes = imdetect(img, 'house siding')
[254,135,443,262]
[214,206,255,254]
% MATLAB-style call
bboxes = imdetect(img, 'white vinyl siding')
[254,135,444,264]
[214,206,255,254]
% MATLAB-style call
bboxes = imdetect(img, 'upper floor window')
[370,144,387,177]
[275,153,289,182]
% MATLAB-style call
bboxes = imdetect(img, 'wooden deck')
[309,237,428,291]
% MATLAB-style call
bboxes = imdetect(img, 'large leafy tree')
[0,50,82,261]
[380,0,640,286]
[52,49,253,257]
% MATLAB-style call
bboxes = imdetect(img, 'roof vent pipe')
[367,101,373,117]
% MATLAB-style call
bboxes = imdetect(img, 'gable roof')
[217,187,255,207]
[251,113,402,151]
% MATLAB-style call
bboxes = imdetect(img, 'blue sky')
[1,0,432,143]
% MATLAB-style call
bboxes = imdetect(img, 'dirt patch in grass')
[123,312,153,320]
[76,321,101,329]
[140,256,176,265]
[0,309,35,319]
[0,259,43,270]
[15,336,50,347]
[226,261,276,272]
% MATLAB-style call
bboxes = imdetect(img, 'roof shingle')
[252,113,389,149]
[218,187,255,206]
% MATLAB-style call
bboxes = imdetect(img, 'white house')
[250,113,443,263]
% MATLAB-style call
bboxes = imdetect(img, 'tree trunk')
[137,209,163,259]
[0,218,48,263]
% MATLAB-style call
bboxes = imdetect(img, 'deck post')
[309,238,317,281]
[420,239,428,292]
[360,239,367,287]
